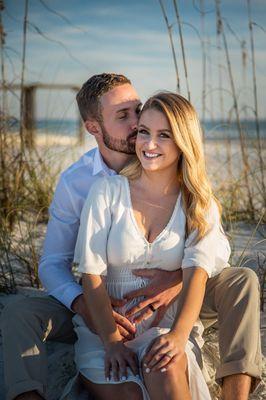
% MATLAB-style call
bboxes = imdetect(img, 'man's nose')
[130,115,138,131]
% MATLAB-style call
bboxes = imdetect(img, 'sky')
[2,0,266,121]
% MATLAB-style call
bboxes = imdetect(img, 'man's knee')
[2,298,30,325]
[1,297,45,333]
[237,267,260,296]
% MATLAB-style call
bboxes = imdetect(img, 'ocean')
[7,118,266,140]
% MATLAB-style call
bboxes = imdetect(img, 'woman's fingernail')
[121,376,127,381]
[145,368,150,373]
[161,368,167,372]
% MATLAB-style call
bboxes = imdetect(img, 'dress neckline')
[123,176,181,245]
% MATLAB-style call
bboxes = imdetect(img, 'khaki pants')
[1,267,262,400]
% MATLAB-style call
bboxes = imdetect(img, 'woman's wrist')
[170,324,190,343]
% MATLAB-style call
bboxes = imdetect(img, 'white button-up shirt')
[38,147,116,310]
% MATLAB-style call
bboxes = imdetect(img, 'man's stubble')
[100,123,137,155]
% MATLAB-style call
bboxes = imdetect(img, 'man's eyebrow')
[115,102,142,114]
[116,107,130,113]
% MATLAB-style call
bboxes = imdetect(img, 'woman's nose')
[145,137,158,149]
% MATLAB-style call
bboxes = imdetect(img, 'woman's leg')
[142,353,191,400]
[80,373,143,400]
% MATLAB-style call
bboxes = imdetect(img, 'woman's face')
[136,108,180,173]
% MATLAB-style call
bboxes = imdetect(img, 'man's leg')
[1,295,76,400]
[200,267,262,400]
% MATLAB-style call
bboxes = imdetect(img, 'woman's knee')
[143,353,188,381]
[80,374,143,400]
[164,353,188,378]
[119,382,143,400]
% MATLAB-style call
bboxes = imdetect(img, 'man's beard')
[101,124,137,155]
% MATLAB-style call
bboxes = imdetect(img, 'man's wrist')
[104,332,123,349]
[71,294,85,314]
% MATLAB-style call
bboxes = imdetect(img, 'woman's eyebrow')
[158,128,171,133]
[138,123,150,130]
[138,123,171,133]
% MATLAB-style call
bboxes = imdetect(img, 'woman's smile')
[136,108,180,172]
[142,151,162,159]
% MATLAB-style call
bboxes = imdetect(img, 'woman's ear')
[84,119,102,139]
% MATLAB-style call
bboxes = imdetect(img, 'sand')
[0,134,265,399]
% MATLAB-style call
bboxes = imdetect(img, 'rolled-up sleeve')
[181,200,231,277]
[74,178,111,276]
[39,175,83,310]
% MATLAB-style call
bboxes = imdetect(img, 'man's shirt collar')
[92,147,116,176]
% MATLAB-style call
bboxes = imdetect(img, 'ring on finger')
[164,352,173,359]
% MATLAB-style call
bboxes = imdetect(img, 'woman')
[68,92,230,399]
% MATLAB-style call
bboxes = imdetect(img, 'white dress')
[62,175,231,400]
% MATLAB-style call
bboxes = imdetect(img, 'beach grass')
[0,0,265,299]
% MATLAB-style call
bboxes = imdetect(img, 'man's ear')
[84,119,101,139]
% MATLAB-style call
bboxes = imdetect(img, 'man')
[1,73,261,400]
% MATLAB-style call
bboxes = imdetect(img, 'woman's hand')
[143,331,187,372]
[105,341,139,382]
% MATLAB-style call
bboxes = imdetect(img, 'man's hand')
[71,294,136,341]
[104,341,139,382]
[124,269,183,325]
[110,297,136,341]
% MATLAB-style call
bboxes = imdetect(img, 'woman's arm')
[172,267,208,339]
[143,267,207,372]
[82,273,139,381]
[82,273,121,345]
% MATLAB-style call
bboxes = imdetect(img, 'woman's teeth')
[143,152,161,158]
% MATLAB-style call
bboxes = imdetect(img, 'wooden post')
[78,116,84,144]
[3,83,84,144]
[22,85,36,148]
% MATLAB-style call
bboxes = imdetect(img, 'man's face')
[99,84,142,155]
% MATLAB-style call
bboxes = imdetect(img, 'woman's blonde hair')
[121,91,221,241]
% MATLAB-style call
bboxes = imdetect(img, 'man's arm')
[39,175,136,339]
[38,175,83,310]
[124,268,183,324]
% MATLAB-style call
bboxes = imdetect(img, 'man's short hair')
[76,73,131,122]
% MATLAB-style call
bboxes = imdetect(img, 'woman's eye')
[160,132,171,139]
[138,129,149,135]
[118,114,127,120]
